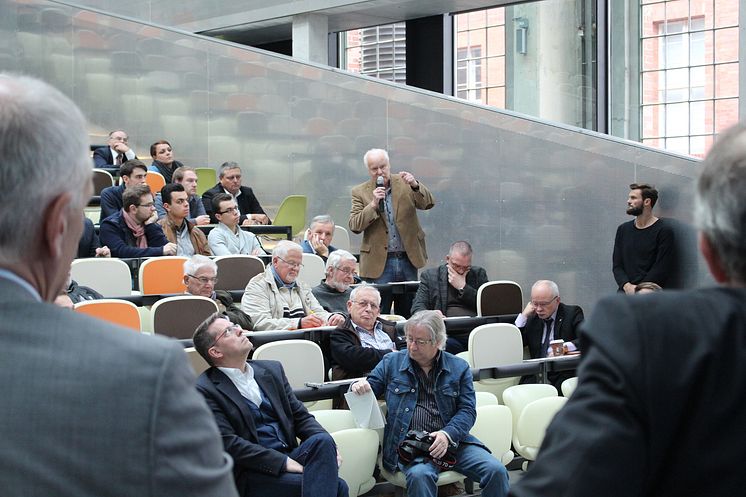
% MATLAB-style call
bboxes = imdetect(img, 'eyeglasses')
[277,257,303,269]
[405,336,434,346]
[211,323,242,347]
[352,300,379,310]
[218,206,239,214]
[188,274,218,285]
[335,266,358,276]
[137,202,155,208]
[531,296,558,308]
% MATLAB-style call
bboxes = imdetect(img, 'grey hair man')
[202,161,269,225]
[512,124,746,497]
[302,214,337,261]
[241,240,345,330]
[351,310,509,497]
[329,284,403,381]
[0,74,236,496]
[312,249,357,313]
[349,148,435,315]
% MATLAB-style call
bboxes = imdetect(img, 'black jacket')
[410,264,489,315]
[518,302,584,359]
[330,315,404,380]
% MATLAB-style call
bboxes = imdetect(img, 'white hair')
[310,214,334,229]
[532,280,559,298]
[325,249,357,274]
[273,240,302,259]
[694,123,746,285]
[0,74,91,264]
[183,255,217,276]
[349,283,381,304]
[363,148,390,168]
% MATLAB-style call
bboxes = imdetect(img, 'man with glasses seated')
[99,183,177,258]
[93,129,138,168]
[330,284,404,381]
[241,240,345,330]
[411,241,489,353]
[208,193,265,256]
[350,311,509,497]
[193,313,348,497]
[311,250,358,313]
[515,280,584,388]
[184,255,253,331]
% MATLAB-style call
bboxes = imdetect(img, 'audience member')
[99,159,149,220]
[208,193,264,256]
[155,166,210,225]
[351,311,509,497]
[202,161,269,225]
[183,255,253,330]
[634,281,663,294]
[330,285,402,380]
[511,123,746,497]
[158,183,211,257]
[148,139,184,183]
[77,217,111,258]
[613,182,675,293]
[349,148,435,315]
[0,73,236,496]
[193,313,348,497]
[411,240,489,353]
[92,129,137,168]
[241,240,344,330]
[57,268,103,307]
[312,249,357,313]
[100,183,177,258]
[301,215,337,261]
[515,280,583,388]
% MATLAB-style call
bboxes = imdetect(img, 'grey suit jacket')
[0,276,238,497]
[410,264,489,315]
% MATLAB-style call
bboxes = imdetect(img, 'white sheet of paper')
[344,389,386,429]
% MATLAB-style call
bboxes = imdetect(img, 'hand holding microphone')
[375,175,385,212]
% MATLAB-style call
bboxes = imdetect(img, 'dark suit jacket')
[196,361,326,483]
[349,174,435,279]
[0,276,237,496]
[100,184,125,220]
[92,147,137,168]
[77,217,102,258]
[410,264,489,315]
[519,302,584,358]
[202,184,268,224]
[511,287,746,497]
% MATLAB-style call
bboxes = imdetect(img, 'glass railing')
[1,0,706,313]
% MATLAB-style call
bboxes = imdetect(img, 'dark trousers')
[239,433,349,497]
[369,253,418,317]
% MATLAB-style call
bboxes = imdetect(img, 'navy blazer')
[196,361,326,480]
[77,218,102,258]
[99,210,169,258]
[519,302,584,358]
[92,147,137,168]
[410,264,489,315]
[100,184,125,220]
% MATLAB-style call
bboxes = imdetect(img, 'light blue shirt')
[0,268,41,301]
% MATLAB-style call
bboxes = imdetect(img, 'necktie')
[116,153,124,166]
[541,318,554,357]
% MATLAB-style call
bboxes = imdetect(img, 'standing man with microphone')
[349,149,435,316]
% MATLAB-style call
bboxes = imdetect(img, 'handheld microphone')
[376,175,385,212]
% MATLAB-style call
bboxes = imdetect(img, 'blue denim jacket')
[367,349,485,471]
